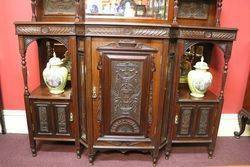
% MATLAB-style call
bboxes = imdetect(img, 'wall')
[0,1,40,110]
[0,0,250,114]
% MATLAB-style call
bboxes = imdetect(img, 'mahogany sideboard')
[14,0,237,166]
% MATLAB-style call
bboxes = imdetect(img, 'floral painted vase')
[43,52,68,94]
[187,56,212,98]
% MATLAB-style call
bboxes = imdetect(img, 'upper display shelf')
[85,0,168,19]
[32,0,222,27]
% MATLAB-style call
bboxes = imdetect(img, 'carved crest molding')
[85,26,170,38]
[179,29,237,41]
[16,25,76,35]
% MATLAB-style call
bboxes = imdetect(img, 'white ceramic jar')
[43,52,68,94]
[187,56,212,98]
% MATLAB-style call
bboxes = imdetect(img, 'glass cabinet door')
[86,0,169,19]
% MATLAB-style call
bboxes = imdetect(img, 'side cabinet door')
[174,104,195,138]
[194,105,214,138]
[98,42,156,137]
[53,102,71,136]
[33,101,53,135]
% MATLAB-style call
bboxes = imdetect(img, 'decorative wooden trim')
[216,0,223,27]
[179,29,237,41]
[31,0,37,21]
[85,26,170,38]
[16,25,76,36]
[22,36,69,50]
[172,0,179,26]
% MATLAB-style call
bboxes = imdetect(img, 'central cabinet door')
[97,40,157,139]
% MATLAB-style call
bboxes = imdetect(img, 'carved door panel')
[33,101,53,135]
[53,102,71,136]
[174,104,196,138]
[194,105,214,137]
[174,103,215,140]
[97,41,156,137]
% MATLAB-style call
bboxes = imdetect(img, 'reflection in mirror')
[86,0,168,19]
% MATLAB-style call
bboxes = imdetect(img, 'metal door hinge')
[175,115,179,125]
[70,113,74,122]
[92,86,98,99]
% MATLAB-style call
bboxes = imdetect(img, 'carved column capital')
[216,0,223,27]
[172,0,179,26]
[31,0,37,22]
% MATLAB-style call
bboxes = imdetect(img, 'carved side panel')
[34,102,52,134]
[196,105,213,136]
[110,61,143,134]
[54,103,70,135]
[44,0,75,15]
[178,0,209,19]
[177,105,195,136]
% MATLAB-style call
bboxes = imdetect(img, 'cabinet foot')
[165,151,170,160]
[76,150,81,159]
[88,154,95,165]
[234,111,248,139]
[153,158,157,167]
[31,148,37,157]
[208,150,213,159]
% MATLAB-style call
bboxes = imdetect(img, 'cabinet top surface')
[29,86,71,100]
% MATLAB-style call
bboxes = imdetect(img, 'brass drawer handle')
[175,115,179,125]
[92,86,98,99]
[70,113,74,122]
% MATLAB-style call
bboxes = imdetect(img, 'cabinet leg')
[234,112,247,139]
[31,140,37,157]
[88,151,96,165]
[76,149,81,159]
[165,143,172,160]
[165,149,171,160]
[0,114,6,134]
[208,144,214,159]
[75,141,81,159]
[151,150,159,167]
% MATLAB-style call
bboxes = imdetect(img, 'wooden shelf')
[178,85,219,103]
[29,86,71,100]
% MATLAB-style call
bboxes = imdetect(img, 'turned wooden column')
[216,0,223,27]
[18,36,37,156]
[209,42,233,158]
[172,0,179,26]
[31,0,37,21]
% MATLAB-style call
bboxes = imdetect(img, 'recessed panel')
[44,0,75,15]
[110,61,143,134]
[178,0,210,19]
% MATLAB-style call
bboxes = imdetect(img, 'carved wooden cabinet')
[14,0,237,166]
[234,71,250,138]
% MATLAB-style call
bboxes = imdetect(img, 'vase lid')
[194,56,209,70]
[49,52,63,66]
